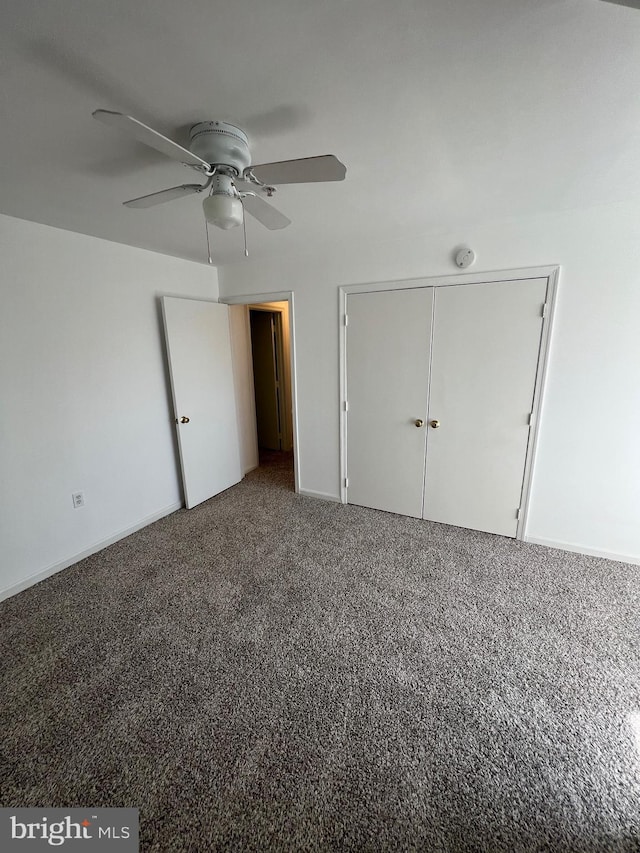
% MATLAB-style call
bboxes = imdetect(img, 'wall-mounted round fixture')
[455,247,476,269]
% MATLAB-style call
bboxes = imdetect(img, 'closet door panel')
[423,279,547,536]
[346,288,433,518]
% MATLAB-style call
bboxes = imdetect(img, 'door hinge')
[344,477,349,488]
[527,411,533,426]
[344,400,349,411]
[541,303,548,318]
[516,507,521,520]
[344,314,349,326]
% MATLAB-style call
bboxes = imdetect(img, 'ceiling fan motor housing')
[189,121,251,174]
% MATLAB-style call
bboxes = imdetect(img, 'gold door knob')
[178,416,190,424]
[430,419,440,429]
[414,419,424,428]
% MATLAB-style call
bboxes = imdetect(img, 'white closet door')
[423,279,547,536]
[346,288,433,518]
[162,297,242,509]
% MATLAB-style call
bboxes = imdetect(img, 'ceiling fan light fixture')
[92,110,346,245]
[202,193,243,230]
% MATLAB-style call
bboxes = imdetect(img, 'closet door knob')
[177,416,190,424]
[430,419,440,429]
[414,419,424,428]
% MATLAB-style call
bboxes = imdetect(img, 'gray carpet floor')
[1,455,640,852]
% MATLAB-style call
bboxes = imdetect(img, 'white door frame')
[219,291,300,494]
[339,265,560,540]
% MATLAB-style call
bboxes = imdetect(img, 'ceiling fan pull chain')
[205,218,213,265]
[242,202,249,258]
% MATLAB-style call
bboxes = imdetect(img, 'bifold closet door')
[422,279,547,536]
[346,288,433,518]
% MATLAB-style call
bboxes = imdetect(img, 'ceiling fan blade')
[242,194,291,230]
[600,0,640,7]
[93,110,210,169]
[123,184,205,208]
[249,154,346,185]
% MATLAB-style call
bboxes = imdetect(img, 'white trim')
[244,463,259,475]
[339,265,560,539]
[298,488,341,503]
[219,290,300,494]
[525,536,640,567]
[516,267,559,539]
[339,265,559,296]
[339,286,348,504]
[0,501,182,603]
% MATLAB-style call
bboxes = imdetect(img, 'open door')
[162,297,242,509]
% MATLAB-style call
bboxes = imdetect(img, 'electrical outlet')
[72,491,85,509]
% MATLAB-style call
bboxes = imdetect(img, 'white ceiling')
[1,0,640,265]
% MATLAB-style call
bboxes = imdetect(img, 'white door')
[423,279,547,536]
[346,288,433,517]
[162,297,242,509]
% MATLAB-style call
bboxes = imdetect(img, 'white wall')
[0,214,218,599]
[218,200,640,564]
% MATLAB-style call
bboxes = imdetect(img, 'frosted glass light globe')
[203,194,243,230]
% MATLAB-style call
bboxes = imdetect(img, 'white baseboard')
[298,488,341,503]
[244,463,259,475]
[524,536,640,566]
[0,501,183,603]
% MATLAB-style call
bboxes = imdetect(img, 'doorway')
[225,292,299,493]
[249,303,294,476]
[249,306,292,453]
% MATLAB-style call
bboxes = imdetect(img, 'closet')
[344,277,549,537]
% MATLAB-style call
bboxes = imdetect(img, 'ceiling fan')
[92,109,346,259]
